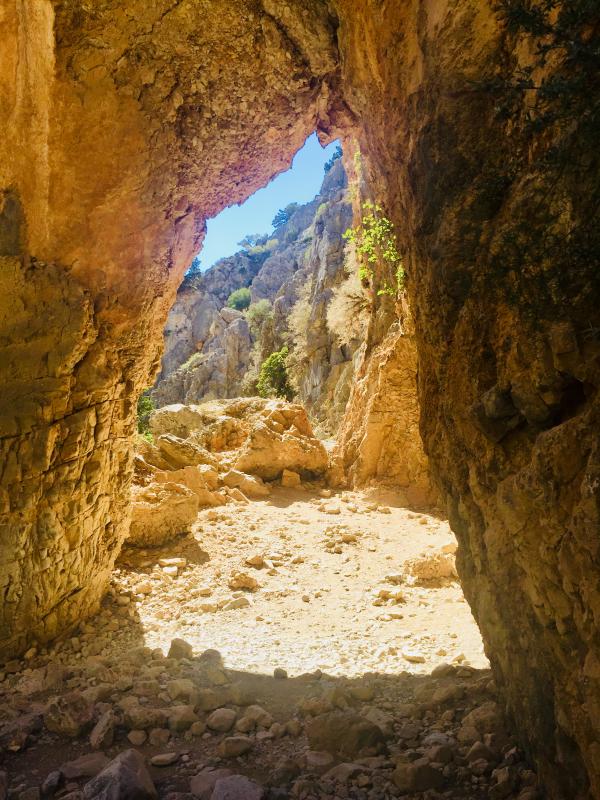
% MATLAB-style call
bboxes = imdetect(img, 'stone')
[153,467,221,507]
[128,731,148,746]
[402,649,426,664]
[150,753,178,767]
[211,776,263,800]
[273,667,288,680]
[129,483,199,547]
[393,762,445,792]
[124,705,166,731]
[90,711,115,750]
[44,692,95,738]
[168,706,199,732]
[304,751,334,773]
[222,596,251,611]
[217,737,253,758]
[222,471,271,498]
[83,750,157,799]
[322,763,366,783]
[280,469,301,488]
[18,789,40,800]
[41,771,62,797]
[228,572,259,592]
[157,434,217,469]
[167,679,196,701]
[149,729,170,747]
[61,754,110,780]
[305,712,387,758]
[189,769,233,800]
[168,638,194,660]
[207,708,236,733]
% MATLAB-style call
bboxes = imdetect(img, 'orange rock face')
[2,2,599,799]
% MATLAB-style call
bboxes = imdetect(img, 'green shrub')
[257,346,294,401]
[245,299,273,336]
[137,392,155,436]
[324,144,343,172]
[343,201,404,293]
[226,286,251,311]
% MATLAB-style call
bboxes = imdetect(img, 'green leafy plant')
[257,346,294,401]
[226,286,251,311]
[343,201,405,293]
[137,392,155,437]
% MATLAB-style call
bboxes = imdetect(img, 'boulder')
[234,420,328,480]
[305,712,387,759]
[61,753,110,780]
[83,749,157,799]
[168,638,194,659]
[90,710,115,750]
[148,398,328,480]
[44,692,95,737]
[153,466,224,506]
[190,769,232,800]
[128,482,198,547]
[157,434,218,469]
[221,470,271,498]
[211,775,263,800]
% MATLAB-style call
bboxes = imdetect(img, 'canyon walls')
[152,158,356,430]
[332,0,600,797]
[0,0,338,655]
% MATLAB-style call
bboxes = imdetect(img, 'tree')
[272,208,290,229]
[237,233,263,250]
[226,287,251,311]
[186,255,202,275]
[257,346,294,400]
[272,203,299,229]
[324,144,343,172]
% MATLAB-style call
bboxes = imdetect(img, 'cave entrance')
[120,130,489,682]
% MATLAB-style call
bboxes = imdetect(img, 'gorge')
[1,1,599,799]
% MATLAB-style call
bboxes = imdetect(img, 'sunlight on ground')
[115,488,488,678]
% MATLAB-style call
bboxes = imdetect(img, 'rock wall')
[332,1,600,797]
[0,0,338,656]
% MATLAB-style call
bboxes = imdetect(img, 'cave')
[1,1,599,799]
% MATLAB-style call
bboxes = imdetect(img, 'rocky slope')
[152,158,355,431]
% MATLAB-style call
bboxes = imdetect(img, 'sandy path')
[115,486,487,678]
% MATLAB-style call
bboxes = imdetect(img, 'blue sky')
[197,133,340,270]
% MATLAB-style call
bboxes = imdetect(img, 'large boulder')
[129,482,199,547]
[305,712,388,759]
[149,398,328,480]
[153,466,224,506]
[83,749,157,800]
[156,434,218,469]
[234,420,327,480]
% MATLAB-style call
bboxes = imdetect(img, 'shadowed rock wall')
[0,0,338,655]
[332,1,600,797]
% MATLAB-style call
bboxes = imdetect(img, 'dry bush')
[327,262,370,345]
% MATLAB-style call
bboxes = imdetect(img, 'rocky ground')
[0,486,542,800]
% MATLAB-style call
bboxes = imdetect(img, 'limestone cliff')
[153,158,355,430]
